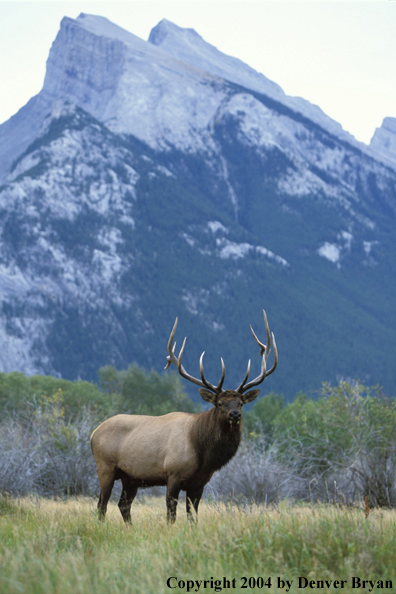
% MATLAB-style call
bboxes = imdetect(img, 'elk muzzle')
[228,409,241,425]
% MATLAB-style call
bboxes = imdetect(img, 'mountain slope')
[370,117,396,168]
[0,14,395,399]
[148,18,358,148]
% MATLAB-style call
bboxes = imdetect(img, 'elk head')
[164,310,278,422]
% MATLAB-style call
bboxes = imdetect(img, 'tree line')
[0,366,395,508]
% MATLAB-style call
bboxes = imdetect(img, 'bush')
[273,381,396,507]
[207,436,305,504]
[243,391,285,440]
[99,364,198,415]
[0,371,111,419]
[0,392,99,496]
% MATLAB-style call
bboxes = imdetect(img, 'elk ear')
[199,389,216,403]
[241,389,260,404]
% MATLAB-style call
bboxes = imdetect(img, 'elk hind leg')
[166,479,181,525]
[118,475,138,524]
[186,486,204,522]
[97,469,115,521]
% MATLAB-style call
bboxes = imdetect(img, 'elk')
[90,310,278,524]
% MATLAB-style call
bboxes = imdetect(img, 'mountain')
[0,13,395,399]
[370,117,396,168]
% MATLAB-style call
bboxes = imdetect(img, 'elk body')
[91,310,278,524]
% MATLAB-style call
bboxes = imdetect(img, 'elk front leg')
[118,476,138,524]
[166,479,181,524]
[186,486,204,522]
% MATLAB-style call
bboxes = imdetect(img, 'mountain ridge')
[1,13,394,184]
[0,14,395,399]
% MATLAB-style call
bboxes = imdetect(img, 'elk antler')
[164,318,226,394]
[236,310,278,394]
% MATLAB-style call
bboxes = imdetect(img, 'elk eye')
[218,401,223,407]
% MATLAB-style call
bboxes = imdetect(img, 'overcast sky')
[0,0,394,145]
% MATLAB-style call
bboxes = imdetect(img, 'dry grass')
[1,495,396,593]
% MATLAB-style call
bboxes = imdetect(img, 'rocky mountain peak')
[370,117,396,168]
[75,12,147,46]
[148,17,285,101]
[148,18,203,46]
[0,13,392,185]
[42,15,127,114]
[147,18,366,152]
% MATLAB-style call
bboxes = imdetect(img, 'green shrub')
[99,364,198,416]
[243,391,285,440]
[273,381,396,506]
[0,371,110,419]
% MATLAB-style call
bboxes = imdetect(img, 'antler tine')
[165,317,224,393]
[218,357,226,391]
[237,309,278,393]
[236,359,251,393]
[199,352,225,393]
[177,337,187,373]
[249,310,271,360]
[164,317,178,369]
[264,310,272,361]
[238,353,267,393]
[265,332,278,377]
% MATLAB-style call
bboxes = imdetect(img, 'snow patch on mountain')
[318,243,340,264]
[363,240,377,255]
[216,238,289,266]
[318,231,355,266]
[340,230,353,251]
[182,288,210,315]
[255,246,289,267]
[181,232,195,247]
[217,240,252,260]
[208,221,227,234]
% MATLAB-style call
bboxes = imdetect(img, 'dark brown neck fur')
[189,407,242,473]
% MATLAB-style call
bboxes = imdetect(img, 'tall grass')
[1,495,396,594]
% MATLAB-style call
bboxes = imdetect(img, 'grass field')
[1,495,396,594]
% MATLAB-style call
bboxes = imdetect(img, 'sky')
[0,0,395,145]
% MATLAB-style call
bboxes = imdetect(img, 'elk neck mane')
[189,405,242,473]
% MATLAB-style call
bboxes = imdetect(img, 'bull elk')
[91,310,278,524]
